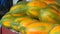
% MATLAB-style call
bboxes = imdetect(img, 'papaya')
[10,16,30,31]
[11,16,38,31]
[9,1,28,15]
[25,22,53,34]
[1,0,60,34]
[1,13,14,28]
[39,7,60,24]
[20,19,38,34]
[26,1,47,18]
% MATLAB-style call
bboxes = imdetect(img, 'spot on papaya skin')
[28,9,38,17]
[12,14,23,16]
[46,16,56,24]
[3,21,11,27]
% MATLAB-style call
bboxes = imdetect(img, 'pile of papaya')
[0,0,60,34]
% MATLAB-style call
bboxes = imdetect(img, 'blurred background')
[0,0,23,19]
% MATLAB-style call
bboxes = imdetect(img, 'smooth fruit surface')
[26,22,53,34]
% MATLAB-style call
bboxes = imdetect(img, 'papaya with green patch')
[1,13,14,28]
[25,22,53,34]
[26,1,47,18]
[39,7,60,24]
[9,1,28,15]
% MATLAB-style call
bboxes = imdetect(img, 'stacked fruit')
[0,0,60,34]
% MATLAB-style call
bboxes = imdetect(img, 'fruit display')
[0,0,60,34]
